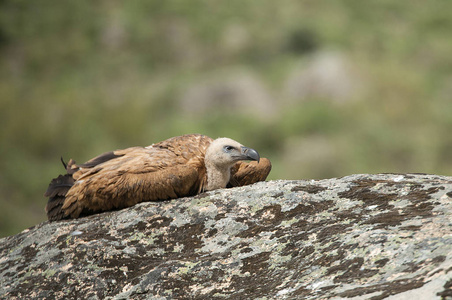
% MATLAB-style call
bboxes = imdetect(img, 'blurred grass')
[1,0,451,237]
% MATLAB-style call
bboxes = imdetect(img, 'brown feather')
[77,151,124,168]
[228,158,272,188]
[44,174,75,221]
[44,134,270,221]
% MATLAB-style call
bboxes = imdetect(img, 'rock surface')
[1,174,452,300]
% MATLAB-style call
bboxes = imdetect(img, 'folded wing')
[228,158,272,188]
[46,135,211,220]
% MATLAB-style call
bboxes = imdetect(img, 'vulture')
[45,134,271,221]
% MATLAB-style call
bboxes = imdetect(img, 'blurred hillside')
[1,1,451,237]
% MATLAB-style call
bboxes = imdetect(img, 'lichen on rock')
[1,174,451,299]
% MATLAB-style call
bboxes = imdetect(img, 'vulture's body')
[45,134,271,221]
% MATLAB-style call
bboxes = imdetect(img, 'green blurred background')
[1,1,451,237]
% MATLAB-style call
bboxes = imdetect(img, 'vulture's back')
[45,134,213,220]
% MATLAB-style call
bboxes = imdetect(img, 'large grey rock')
[283,51,363,103]
[179,71,276,119]
[1,174,451,299]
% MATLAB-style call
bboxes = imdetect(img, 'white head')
[205,138,259,168]
[204,137,260,190]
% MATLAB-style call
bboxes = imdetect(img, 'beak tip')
[244,147,260,162]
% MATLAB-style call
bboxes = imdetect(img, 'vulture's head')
[205,137,260,169]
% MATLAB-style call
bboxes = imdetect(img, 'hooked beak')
[240,146,260,162]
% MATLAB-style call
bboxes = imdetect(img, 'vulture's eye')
[223,145,235,152]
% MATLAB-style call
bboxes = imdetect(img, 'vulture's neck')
[204,161,231,191]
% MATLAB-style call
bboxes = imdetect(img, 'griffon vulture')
[45,134,271,221]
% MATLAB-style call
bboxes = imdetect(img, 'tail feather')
[46,196,68,221]
[45,167,75,221]
[44,174,74,198]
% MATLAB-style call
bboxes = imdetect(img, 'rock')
[1,174,452,299]
[284,51,363,103]
[179,71,276,119]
